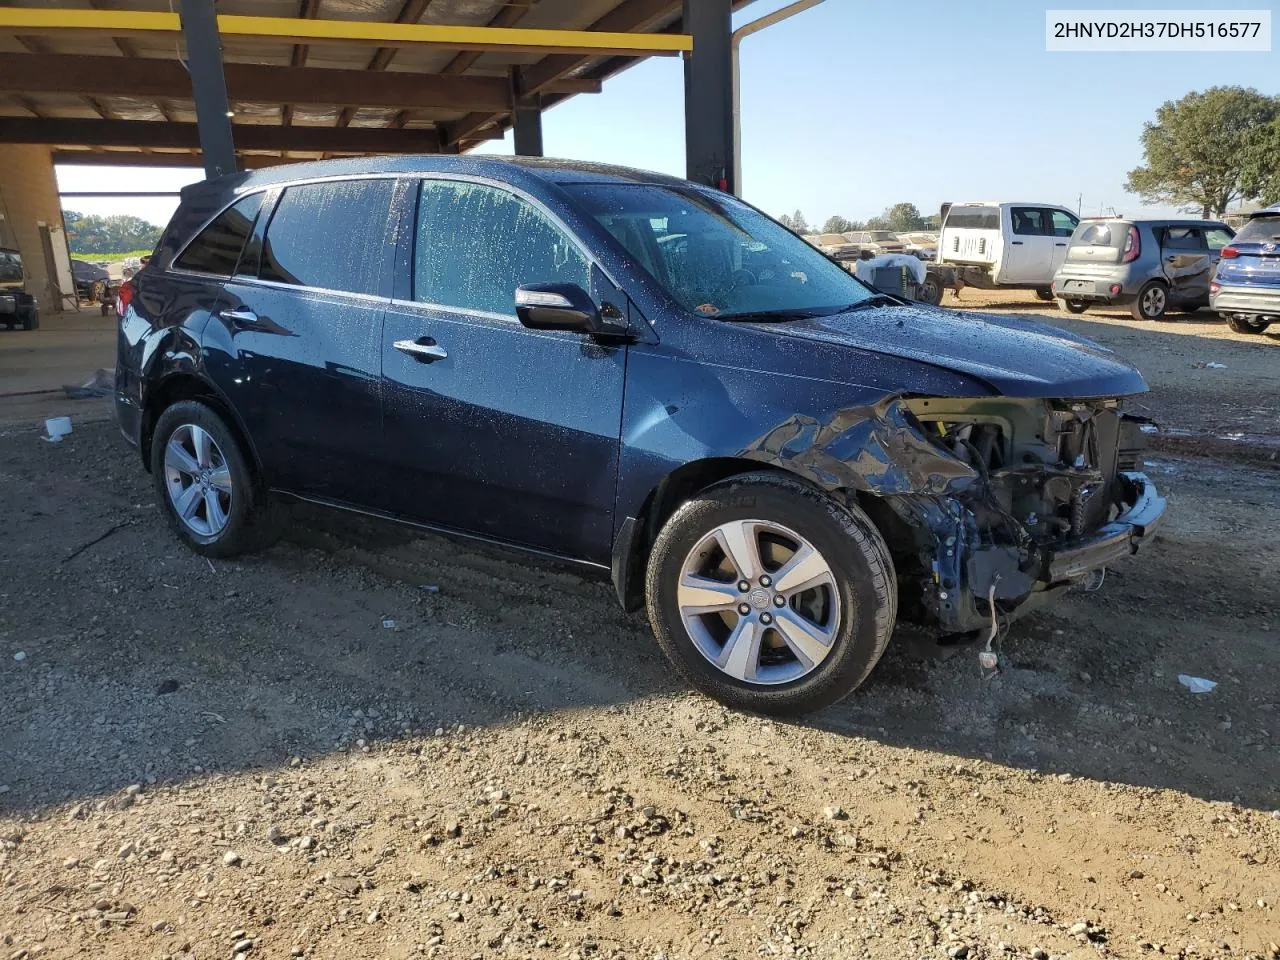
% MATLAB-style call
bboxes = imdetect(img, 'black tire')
[1057,298,1089,315]
[1225,314,1272,334]
[150,400,283,558]
[919,274,944,306]
[1129,281,1168,320]
[645,472,897,716]
[1035,287,1054,302]
[19,307,38,330]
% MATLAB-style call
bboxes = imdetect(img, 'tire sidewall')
[646,476,895,715]
[149,400,262,558]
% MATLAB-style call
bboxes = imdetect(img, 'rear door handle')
[219,307,259,324]
[1011,240,1024,245]
[394,337,448,363]
[1055,242,1067,247]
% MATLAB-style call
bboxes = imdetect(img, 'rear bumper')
[1212,284,1280,316]
[1052,277,1134,304]
[1045,472,1166,582]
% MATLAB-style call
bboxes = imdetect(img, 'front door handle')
[219,307,258,324]
[1055,242,1067,247]
[1011,240,1024,245]
[394,337,448,363]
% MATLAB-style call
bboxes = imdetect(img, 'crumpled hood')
[743,303,1148,399]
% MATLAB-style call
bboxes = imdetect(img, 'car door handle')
[394,337,448,362]
[219,307,259,324]
[1011,240,1024,245]
[1055,242,1067,247]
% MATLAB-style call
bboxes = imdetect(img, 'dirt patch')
[1,421,1278,960]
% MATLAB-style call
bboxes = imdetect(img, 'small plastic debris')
[1194,361,1227,369]
[43,416,72,442]
[421,584,440,594]
[382,619,396,629]
[62,367,113,399]
[1178,674,1217,694]
[13,651,26,662]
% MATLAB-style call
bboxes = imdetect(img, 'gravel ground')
[1,418,1278,960]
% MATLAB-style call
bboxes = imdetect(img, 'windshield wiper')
[842,294,906,311]
[717,308,827,322]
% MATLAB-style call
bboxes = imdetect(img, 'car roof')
[1248,204,1280,217]
[1080,217,1229,228]
[189,154,693,203]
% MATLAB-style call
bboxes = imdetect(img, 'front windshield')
[564,183,874,319]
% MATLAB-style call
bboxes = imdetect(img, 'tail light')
[1210,280,1221,295]
[115,278,135,315]
[1219,246,1240,259]
[1121,225,1141,264]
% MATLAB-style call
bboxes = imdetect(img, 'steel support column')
[682,0,734,192]
[178,0,236,179]
[513,101,544,157]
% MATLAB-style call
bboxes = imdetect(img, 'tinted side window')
[1011,207,1048,236]
[1162,226,1204,251]
[175,194,262,275]
[414,180,589,316]
[1049,209,1079,237]
[260,179,394,295]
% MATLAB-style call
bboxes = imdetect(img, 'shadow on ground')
[1,418,1276,821]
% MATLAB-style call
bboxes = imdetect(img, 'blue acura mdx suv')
[116,156,1165,715]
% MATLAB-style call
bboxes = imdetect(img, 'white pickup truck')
[919,202,1081,304]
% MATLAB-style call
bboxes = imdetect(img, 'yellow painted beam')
[0,8,693,56]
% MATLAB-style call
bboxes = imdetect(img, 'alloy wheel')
[677,519,842,685]
[1142,286,1166,317]
[163,423,233,537]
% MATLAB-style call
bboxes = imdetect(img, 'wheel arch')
[610,457,906,613]
[141,373,261,481]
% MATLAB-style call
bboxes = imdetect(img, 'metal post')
[731,0,824,196]
[682,0,733,192]
[513,102,544,157]
[179,0,237,179]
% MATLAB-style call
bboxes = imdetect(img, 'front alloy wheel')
[646,473,897,715]
[677,519,841,685]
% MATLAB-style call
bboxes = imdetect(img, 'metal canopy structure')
[0,0,738,188]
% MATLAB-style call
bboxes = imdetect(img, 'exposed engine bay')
[871,396,1161,635]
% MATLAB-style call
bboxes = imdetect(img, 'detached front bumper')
[1045,472,1166,582]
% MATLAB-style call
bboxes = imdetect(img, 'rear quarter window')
[174,193,263,276]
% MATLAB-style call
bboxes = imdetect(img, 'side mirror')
[515,283,629,338]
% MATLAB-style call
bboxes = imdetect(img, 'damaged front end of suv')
[857,394,1164,635]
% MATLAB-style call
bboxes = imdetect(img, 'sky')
[55,0,1280,231]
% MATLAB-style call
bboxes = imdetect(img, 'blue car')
[1212,203,1280,334]
[114,156,1165,714]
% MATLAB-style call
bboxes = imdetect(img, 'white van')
[937,202,1080,296]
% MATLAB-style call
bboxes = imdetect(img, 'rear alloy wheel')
[1226,314,1272,335]
[150,400,282,557]
[645,473,896,715]
[1130,281,1168,321]
[1057,298,1089,315]
[1035,287,1055,302]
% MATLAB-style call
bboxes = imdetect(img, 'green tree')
[865,215,890,231]
[883,202,925,232]
[1241,116,1280,205]
[64,210,163,256]
[788,209,811,234]
[822,215,855,233]
[1125,86,1279,218]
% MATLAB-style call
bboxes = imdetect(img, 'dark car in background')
[1212,204,1280,335]
[72,258,119,314]
[115,156,1164,715]
[1051,218,1234,320]
[0,246,38,330]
